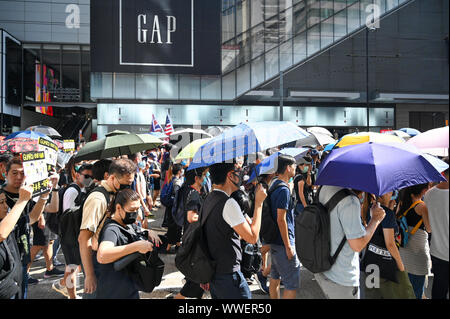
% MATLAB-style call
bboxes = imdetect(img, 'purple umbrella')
[315,142,446,196]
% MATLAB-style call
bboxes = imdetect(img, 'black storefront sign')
[91,0,221,75]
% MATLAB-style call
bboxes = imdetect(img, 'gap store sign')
[91,0,221,75]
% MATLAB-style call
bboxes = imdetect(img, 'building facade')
[0,0,448,139]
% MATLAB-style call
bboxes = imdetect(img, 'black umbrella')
[27,125,62,139]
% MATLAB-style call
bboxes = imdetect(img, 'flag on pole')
[164,114,174,136]
[151,114,163,133]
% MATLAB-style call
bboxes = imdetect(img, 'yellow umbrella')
[336,132,404,148]
[175,138,211,161]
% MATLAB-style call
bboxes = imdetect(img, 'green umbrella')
[74,133,163,161]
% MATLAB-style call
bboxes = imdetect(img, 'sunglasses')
[83,174,93,179]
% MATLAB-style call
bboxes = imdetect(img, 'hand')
[143,207,151,217]
[19,182,33,202]
[134,240,153,254]
[84,275,97,294]
[148,230,162,247]
[286,245,295,260]
[255,184,268,205]
[38,215,45,230]
[370,202,386,223]
[49,171,60,188]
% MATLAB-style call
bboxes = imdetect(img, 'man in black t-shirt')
[293,157,313,216]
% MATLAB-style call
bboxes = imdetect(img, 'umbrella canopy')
[189,121,310,170]
[399,128,421,137]
[170,129,213,138]
[383,130,411,140]
[296,131,336,147]
[175,138,211,161]
[335,132,404,148]
[307,127,333,137]
[0,138,41,154]
[422,153,449,173]
[323,142,336,152]
[5,130,53,141]
[315,142,446,196]
[74,133,163,162]
[26,125,62,138]
[105,130,130,137]
[248,147,310,183]
[406,126,449,157]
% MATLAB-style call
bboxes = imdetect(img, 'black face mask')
[230,172,243,189]
[122,211,138,225]
[119,184,131,190]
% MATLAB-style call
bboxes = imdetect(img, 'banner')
[63,140,76,153]
[38,138,58,172]
[91,0,221,75]
[21,151,50,196]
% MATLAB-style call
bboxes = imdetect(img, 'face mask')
[206,171,210,178]
[119,184,131,190]
[390,190,399,201]
[359,193,365,204]
[230,172,242,189]
[82,177,93,188]
[138,161,146,169]
[201,176,207,186]
[122,210,138,224]
[302,166,309,174]
[288,177,294,183]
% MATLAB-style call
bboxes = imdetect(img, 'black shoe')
[44,268,65,279]
[27,276,40,285]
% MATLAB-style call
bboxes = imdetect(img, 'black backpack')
[260,180,291,244]
[174,193,218,284]
[295,187,357,273]
[45,184,82,236]
[58,186,111,246]
[171,185,189,228]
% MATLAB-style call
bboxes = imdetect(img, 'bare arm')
[44,190,59,213]
[97,240,152,264]
[78,229,96,293]
[187,210,199,223]
[298,180,308,207]
[29,194,49,225]
[383,228,405,271]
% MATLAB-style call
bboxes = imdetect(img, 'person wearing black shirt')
[293,158,312,216]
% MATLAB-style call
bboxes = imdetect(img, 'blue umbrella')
[5,130,53,141]
[315,142,446,196]
[247,147,310,183]
[188,121,310,170]
[323,142,336,152]
[399,128,421,137]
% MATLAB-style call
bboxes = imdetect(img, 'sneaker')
[246,275,254,285]
[52,258,65,267]
[44,267,65,279]
[255,271,269,294]
[52,280,69,298]
[27,275,40,285]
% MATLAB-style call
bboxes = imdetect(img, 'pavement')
[27,202,433,300]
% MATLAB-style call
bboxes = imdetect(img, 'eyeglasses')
[83,175,92,179]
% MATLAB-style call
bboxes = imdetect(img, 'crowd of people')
[0,139,448,300]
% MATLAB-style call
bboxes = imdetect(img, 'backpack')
[171,185,192,228]
[174,194,219,284]
[295,187,357,274]
[160,178,175,207]
[0,241,20,299]
[396,200,424,248]
[58,186,111,246]
[260,180,291,244]
[45,184,82,236]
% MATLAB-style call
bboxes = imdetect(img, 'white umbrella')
[383,130,411,140]
[307,127,333,138]
[170,129,213,138]
[296,131,336,147]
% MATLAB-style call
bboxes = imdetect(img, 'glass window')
[251,24,265,59]
[347,2,361,33]
[251,54,265,87]
[293,31,307,64]
[265,0,279,20]
[293,1,307,35]
[222,7,235,43]
[334,8,347,41]
[91,73,112,99]
[280,6,294,42]
[81,65,91,102]
[279,39,293,71]
[265,16,280,52]
[251,0,264,27]
[135,74,157,100]
[236,0,251,35]
[62,49,80,98]
[386,0,399,11]
[334,0,348,12]
[236,63,251,96]
[41,47,61,103]
[265,47,279,79]
[222,39,237,73]
[23,47,40,103]
[321,17,334,49]
[5,38,22,107]
[179,75,201,100]
[307,0,321,28]
[236,31,251,67]
[307,24,320,56]
[222,71,236,100]
[321,0,334,20]
[201,76,222,100]
[361,0,375,28]
[113,73,135,99]
[157,74,179,100]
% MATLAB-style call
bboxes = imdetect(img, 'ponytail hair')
[108,189,140,216]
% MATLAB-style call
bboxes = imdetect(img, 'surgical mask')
[302,166,309,174]
[230,172,243,189]
[391,190,399,201]
[138,161,146,169]
[359,193,365,204]
[119,184,131,190]
[82,176,93,188]
[288,177,294,183]
[122,210,138,225]
[201,176,207,186]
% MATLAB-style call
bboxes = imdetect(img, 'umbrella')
[74,133,163,162]
[247,147,310,183]
[315,142,446,196]
[105,130,130,137]
[323,142,336,152]
[307,127,333,138]
[406,126,449,157]
[26,125,62,139]
[0,138,41,154]
[188,121,310,170]
[169,128,213,147]
[422,153,449,173]
[5,130,53,141]
[205,126,224,137]
[296,131,336,147]
[335,132,404,148]
[175,138,211,161]
[399,128,421,137]
[383,130,411,140]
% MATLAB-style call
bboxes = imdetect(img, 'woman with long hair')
[396,183,432,299]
